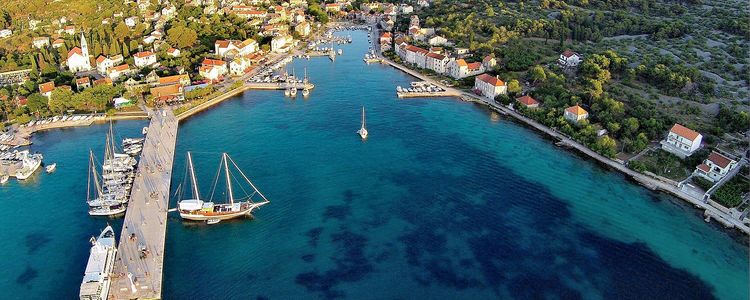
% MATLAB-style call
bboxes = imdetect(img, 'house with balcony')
[661,123,702,158]
[694,151,738,182]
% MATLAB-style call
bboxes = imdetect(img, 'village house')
[64,25,76,35]
[399,4,414,13]
[379,32,392,51]
[199,58,228,81]
[133,51,157,68]
[447,59,484,79]
[428,35,447,46]
[516,95,539,108]
[271,35,293,53]
[661,123,703,158]
[167,48,181,57]
[94,78,113,86]
[214,39,259,58]
[96,55,124,74]
[234,9,268,19]
[39,81,55,98]
[150,83,184,104]
[425,52,449,74]
[694,151,738,182]
[564,105,589,123]
[559,50,582,68]
[52,39,65,48]
[158,74,191,87]
[474,73,507,99]
[398,44,428,69]
[483,54,497,70]
[32,37,50,49]
[230,57,253,76]
[325,3,342,12]
[125,17,138,27]
[107,64,133,81]
[0,29,12,38]
[75,77,91,91]
[295,21,311,37]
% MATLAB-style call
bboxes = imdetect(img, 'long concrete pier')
[110,109,178,299]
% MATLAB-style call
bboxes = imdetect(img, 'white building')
[447,59,483,79]
[107,64,132,81]
[32,37,50,49]
[425,52,449,74]
[199,58,228,81]
[133,51,157,68]
[66,33,92,72]
[230,57,253,76]
[694,151,738,182]
[428,35,447,46]
[271,35,293,53]
[559,50,582,68]
[167,48,181,57]
[125,17,138,27]
[96,55,124,74]
[661,123,703,158]
[399,4,414,13]
[473,73,507,99]
[215,39,259,58]
[0,29,12,38]
[564,105,589,123]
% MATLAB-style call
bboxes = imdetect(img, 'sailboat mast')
[223,153,234,205]
[187,152,200,201]
[362,107,366,128]
[87,150,93,202]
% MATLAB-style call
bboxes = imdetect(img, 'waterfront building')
[230,57,253,76]
[75,77,91,91]
[271,35,293,53]
[96,55,124,74]
[694,151,738,182]
[295,21,311,37]
[199,58,228,81]
[447,59,484,79]
[661,123,703,158]
[107,64,133,81]
[559,50,582,68]
[425,52,449,74]
[133,51,157,68]
[516,95,539,108]
[150,83,184,103]
[158,74,191,87]
[32,37,50,48]
[379,32,392,51]
[473,73,507,100]
[39,81,55,98]
[564,105,589,123]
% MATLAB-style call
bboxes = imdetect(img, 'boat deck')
[109,110,178,299]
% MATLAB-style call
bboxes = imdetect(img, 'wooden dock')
[109,110,178,299]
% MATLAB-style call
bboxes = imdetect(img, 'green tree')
[114,22,130,41]
[49,89,73,114]
[167,25,198,49]
[507,79,522,95]
[529,65,547,84]
[594,136,618,157]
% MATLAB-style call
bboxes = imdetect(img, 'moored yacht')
[79,225,117,300]
[177,152,270,222]
[45,163,57,173]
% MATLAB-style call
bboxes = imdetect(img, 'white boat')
[0,175,8,184]
[206,219,221,225]
[177,152,270,222]
[357,106,368,139]
[79,225,117,300]
[302,88,310,97]
[284,88,291,96]
[290,87,297,97]
[15,151,42,180]
[45,163,57,173]
[338,49,343,55]
[142,127,148,135]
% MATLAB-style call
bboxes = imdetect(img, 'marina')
[0,29,746,300]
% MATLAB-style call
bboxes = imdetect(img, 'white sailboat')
[302,68,310,97]
[177,152,270,222]
[79,225,116,300]
[357,106,368,139]
[87,151,126,214]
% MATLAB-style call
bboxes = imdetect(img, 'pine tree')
[29,54,39,79]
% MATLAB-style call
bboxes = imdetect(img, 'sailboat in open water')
[177,152,269,222]
[357,106,368,139]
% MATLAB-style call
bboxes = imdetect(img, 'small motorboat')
[142,127,149,135]
[0,174,8,184]
[206,219,221,225]
[45,163,57,173]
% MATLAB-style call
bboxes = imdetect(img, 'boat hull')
[179,208,254,221]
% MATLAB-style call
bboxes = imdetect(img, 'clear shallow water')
[1,30,747,299]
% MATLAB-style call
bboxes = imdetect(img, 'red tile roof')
[202,58,226,66]
[476,74,505,87]
[697,163,710,173]
[39,82,55,94]
[426,52,445,60]
[516,95,539,107]
[96,55,107,63]
[562,50,576,58]
[455,59,468,67]
[134,51,154,58]
[707,152,733,169]
[75,77,90,84]
[467,62,482,70]
[565,105,588,116]
[67,47,82,59]
[669,123,700,141]
[112,64,130,71]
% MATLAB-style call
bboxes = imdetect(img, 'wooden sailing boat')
[357,106,368,139]
[177,152,269,222]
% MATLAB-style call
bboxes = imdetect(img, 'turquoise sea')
[0,30,747,299]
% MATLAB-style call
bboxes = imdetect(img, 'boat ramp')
[109,109,178,299]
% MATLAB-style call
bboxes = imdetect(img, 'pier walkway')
[110,109,178,299]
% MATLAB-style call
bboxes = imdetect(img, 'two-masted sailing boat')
[357,106,368,139]
[177,152,269,223]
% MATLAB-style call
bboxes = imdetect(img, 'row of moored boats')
[20,114,100,128]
